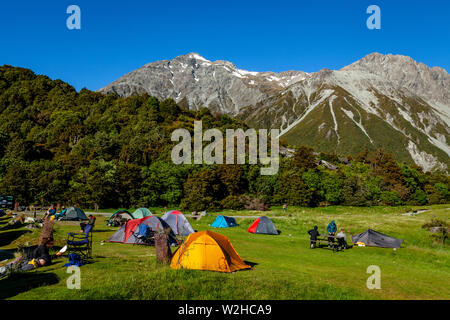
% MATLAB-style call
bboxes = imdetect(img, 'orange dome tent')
[170,231,251,273]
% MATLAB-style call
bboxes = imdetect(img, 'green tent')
[131,208,152,219]
[106,209,133,226]
[60,207,88,221]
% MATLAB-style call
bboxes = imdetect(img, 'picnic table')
[310,234,345,252]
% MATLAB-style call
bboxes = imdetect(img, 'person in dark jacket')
[327,220,337,247]
[308,226,320,248]
[21,239,54,270]
[1,239,54,276]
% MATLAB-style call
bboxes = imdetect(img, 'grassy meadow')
[0,205,449,300]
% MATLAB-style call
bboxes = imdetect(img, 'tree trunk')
[155,234,172,264]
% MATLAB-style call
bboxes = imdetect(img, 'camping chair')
[131,224,155,246]
[66,223,93,261]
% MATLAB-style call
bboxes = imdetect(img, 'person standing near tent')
[308,226,320,248]
[327,220,337,248]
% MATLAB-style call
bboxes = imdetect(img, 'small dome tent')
[161,210,194,236]
[60,207,88,221]
[211,215,238,228]
[106,209,133,226]
[247,216,278,235]
[170,231,251,273]
[131,208,152,219]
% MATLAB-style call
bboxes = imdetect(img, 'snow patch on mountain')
[341,107,374,144]
[278,89,334,138]
[329,95,340,144]
[407,141,447,172]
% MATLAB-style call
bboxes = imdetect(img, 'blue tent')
[211,215,238,228]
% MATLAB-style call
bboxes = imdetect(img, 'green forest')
[0,65,448,210]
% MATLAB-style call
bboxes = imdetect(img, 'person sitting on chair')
[80,215,96,232]
[308,226,320,248]
[336,228,348,250]
[54,205,66,220]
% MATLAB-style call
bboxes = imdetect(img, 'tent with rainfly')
[211,215,238,228]
[106,216,176,245]
[106,209,133,226]
[247,216,278,235]
[351,229,403,248]
[131,208,152,219]
[161,210,194,236]
[170,230,251,273]
[59,207,88,221]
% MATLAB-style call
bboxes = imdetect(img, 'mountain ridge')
[99,52,450,172]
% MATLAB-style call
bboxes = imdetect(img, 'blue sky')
[0,0,449,91]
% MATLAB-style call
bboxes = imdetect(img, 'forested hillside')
[0,65,448,210]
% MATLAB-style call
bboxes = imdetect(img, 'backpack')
[64,253,84,267]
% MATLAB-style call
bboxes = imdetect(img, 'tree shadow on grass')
[0,223,26,231]
[92,229,116,233]
[0,249,16,261]
[0,230,32,246]
[0,271,59,299]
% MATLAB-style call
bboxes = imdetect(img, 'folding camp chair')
[131,224,155,246]
[66,224,93,261]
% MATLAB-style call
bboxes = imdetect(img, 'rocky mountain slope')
[99,53,450,171]
[99,53,308,114]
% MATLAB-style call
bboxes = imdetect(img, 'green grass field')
[1,205,449,300]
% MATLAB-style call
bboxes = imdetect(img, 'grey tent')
[248,216,279,235]
[351,229,403,248]
[60,207,88,221]
[161,210,194,236]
